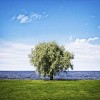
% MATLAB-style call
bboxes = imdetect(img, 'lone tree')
[29,41,74,80]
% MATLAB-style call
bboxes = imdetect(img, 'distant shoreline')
[0,70,100,72]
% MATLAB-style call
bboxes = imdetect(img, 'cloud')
[17,14,31,23]
[87,37,99,42]
[75,37,99,43]
[12,11,48,24]
[0,40,34,71]
[12,15,31,23]
[65,37,100,71]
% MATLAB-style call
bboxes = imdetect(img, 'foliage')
[29,41,74,80]
[0,80,100,100]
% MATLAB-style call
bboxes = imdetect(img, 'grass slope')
[0,80,100,100]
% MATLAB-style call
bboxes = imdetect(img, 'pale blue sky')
[0,0,100,71]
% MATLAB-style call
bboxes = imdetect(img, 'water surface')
[0,71,100,80]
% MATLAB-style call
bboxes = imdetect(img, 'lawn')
[0,80,100,100]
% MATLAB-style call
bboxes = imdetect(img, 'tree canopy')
[29,41,74,80]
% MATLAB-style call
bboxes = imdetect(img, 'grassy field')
[0,80,100,100]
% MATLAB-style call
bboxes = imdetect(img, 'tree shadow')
[43,79,79,81]
[56,79,79,81]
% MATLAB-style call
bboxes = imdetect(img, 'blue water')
[0,71,100,80]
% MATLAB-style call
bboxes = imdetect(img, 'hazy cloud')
[0,37,100,71]
[65,37,100,71]
[0,40,34,70]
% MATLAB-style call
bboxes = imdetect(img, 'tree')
[29,41,74,80]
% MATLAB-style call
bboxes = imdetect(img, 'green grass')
[0,80,100,100]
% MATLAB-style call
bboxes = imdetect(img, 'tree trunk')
[50,69,53,80]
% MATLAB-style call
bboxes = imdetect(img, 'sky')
[0,0,100,71]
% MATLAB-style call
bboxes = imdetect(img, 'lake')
[0,71,100,80]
